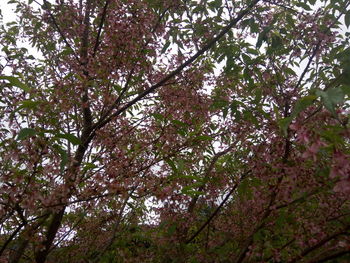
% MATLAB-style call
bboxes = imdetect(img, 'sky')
[0,1,17,24]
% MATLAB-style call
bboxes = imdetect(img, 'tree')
[0,0,349,262]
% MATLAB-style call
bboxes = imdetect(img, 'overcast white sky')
[0,2,15,24]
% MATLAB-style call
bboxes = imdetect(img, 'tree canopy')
[0,0,350,262]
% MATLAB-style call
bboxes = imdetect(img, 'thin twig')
[186,171,250,244]
[187,144,236,214]
[91,0,261,135]
[92,0,110,57]
[289,226,350,263]
[42,0,81,63]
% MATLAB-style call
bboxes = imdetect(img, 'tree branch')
[42,0,81,63]
[186,171,249,244]
[308,249,350,263]
[96,7,170,125]
[187,144,235,214]
[32,2,95,262]
[289,226,350,263]
[91,0,261,134]
[34,209,65,263]
[0,223,25,257]
[293,3,350,92]
[92,0,110,57]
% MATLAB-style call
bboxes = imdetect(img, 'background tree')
[0,0,349,262]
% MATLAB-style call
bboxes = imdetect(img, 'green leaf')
[0,76,30,92]
[275,210,288,229]
[161,41,171,53]
[55,133,81,145]
[286,14,294,26]
[256,27,271,48]
[326,87,345,104]
[60,48,73,56]
[177,159,185,172]
[151,113,165,121]
[82,162,97,173]
[242,54,251,64]
[284,68,296,76]
[212,0,222,9]
[11,100,40,118]
[181,182,204,196]
[271,35,283,50]
[195,135,213,141]
[345,11,350,28]
[316,90,334,114]
[19,100,40,109]
[278,116,293,136]
[176,129,187,137]
[17,128,36,140]
[211,98,229,110]
[249,19,259,33]
[53,144,68,173]
[222,107,228,119]
[296,2,312,11]
[246,47,259,55]
[237,179,252,199]
[113,84,122,93]
[278,95,316,136]
[335,47,350,62]
[170,119,188,127]
[341,85,350,96]
[278,95,317,136]
[293,95,317,116]
[316,88,344,115]
[253,229,264,242]
[165,159,177,173]
[167,224,176,236]
[182,189,204,197]
[174,174,202,181]
[340,70,350,85]
[308,0,316,5]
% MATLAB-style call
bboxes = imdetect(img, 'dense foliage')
[0,0,350,262]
